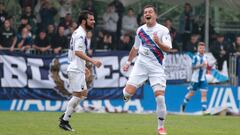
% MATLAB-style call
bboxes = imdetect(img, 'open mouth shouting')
[146,16,151,20]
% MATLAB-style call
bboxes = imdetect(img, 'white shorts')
[68,71,87,92]
[127,60,166,92]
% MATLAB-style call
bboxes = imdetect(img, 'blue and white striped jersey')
[191,53,208,82]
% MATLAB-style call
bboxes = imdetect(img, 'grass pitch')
[0,111,239,135]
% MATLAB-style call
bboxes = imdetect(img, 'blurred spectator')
[86,31,94,56]
[22,6,37,35]
[110,0,125,42]
[102,4,119,50]
[179,3,193,48]
[51,26,68,54]
[233,35,240,54]
[46,24,56,43]
[66,22,78,40]
[32,30,51,52]
[12,27,32,52]
[164,18,179,53]
[0,2,8,28]
[39,1,57,30]
[118,33,133,51]
[19,0,37,10]
[121,8,138,36]
[82,0,97,23]
[58,0,73,23]
[184,34,199,54]
[210,34,235,70]
[95,30,112,50]
[18,15,29,33]
[200,18,216,44]
[137,10,144,26]
[192,16,203,35]
[0,19,16,50]
[59,13,74,36]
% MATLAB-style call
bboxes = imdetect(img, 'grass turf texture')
[0,111,239,135]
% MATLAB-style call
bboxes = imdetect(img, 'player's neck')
[146,22,157,27]
[80,24,87,33]
[198,52,204,56]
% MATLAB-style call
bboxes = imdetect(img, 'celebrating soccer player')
[59,11,102,131]
[122,5,172,135]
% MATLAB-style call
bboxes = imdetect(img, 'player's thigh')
[68,71,87,92]
[199,81,208,91]
[149,74,167,93]
[188,82,199,91]
[127,63,148,88]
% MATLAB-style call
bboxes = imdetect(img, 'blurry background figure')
[121,8,138,36]
[32,30,51,53]
[18,15,29,33]
[12,27,32,52]
[210,34,235,71]
[179,3,193,49]
[18,0,37,13]
[58,0,73,23]
[22,6,37,36]
[46,24,56,43]
[0,2,8,28]
[39,1,57,30]
[110,0,125,44]
[102,4,119,50]
[86,31,94,56]
[0,19,16,50]
[184,34,199,54]
[164,18,179,53]
[82,0,97,24]
[51,26,68,54]
[59,13,74,37]
[233,35,240,54]
[118,33,133,51]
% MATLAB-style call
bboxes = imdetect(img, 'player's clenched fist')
[123,61,131,72]
[153,32,160,44]
[93,60,102,68]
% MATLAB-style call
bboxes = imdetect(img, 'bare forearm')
[192,64,203,70]
[75,51,95,64]
[157,42,171,52]
[127,47,138,62]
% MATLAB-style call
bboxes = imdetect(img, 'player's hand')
[123,61,131,72]
[93,60,102,68]
[202,61,208,67]
[153,32,160,44]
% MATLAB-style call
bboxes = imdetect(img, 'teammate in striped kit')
[122,5,172,135]
[180,42,209,113]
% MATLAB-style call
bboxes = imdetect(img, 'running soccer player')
[122,5,172,135]
[180,42,208,114]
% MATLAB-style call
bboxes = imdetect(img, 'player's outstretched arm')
[123,46,138,72]
[75,51,102,68]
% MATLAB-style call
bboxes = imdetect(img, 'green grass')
[0,111,239,135]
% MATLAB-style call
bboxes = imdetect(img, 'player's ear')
[82,19,86,25]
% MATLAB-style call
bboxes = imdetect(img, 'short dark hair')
[198,42,205,46]
[164,18,172,22]
[143,4,157,14]
[78,10,93,25]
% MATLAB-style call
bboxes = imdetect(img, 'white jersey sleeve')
[133,28,141,49]
[133,35,141,49]
[74,35,85,52]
